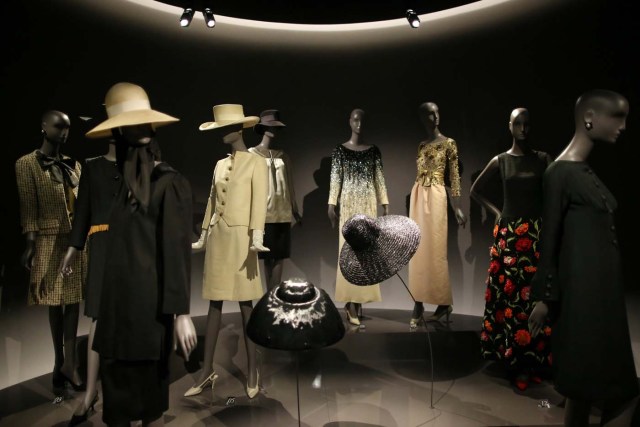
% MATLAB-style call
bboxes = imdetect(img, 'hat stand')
[395,273,436,408]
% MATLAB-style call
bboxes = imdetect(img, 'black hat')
[339,214,421,286]
[254,109,286,136]
[246,278,345,351]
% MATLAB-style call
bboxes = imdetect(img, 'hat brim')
[85,109,179,139]
[199,116,259,131]
[254,121,286,135]
[339,215,421,286]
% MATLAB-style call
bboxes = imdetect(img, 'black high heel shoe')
[426,305,452,323]
[67,392,98,426]
[52,367,66,390]
[59,370,86,392]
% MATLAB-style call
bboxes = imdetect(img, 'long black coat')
[93,163,192,360]
[532,161,638,401]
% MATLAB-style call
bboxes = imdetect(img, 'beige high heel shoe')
[345,303,360,326]
[246,369,260,399]
[184,371,218,397]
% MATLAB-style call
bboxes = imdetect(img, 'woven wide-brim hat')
[85,82,179,139]
[339,214,421,286]
[199,104,259,131]
[254,109,286,136]
[247,278,345,351]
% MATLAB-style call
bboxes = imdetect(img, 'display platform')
[0,308,625,426]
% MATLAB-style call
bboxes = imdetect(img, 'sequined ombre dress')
[408,138,461,305]
[328,144,388,303]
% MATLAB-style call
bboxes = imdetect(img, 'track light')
[406,9,420,28]
[203,8,216,28]
[180,7,194,27]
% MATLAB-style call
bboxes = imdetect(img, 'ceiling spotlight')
[203,8,216,28]
[180,7,194,27]
[406,9,420,28]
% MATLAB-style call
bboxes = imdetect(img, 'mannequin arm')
[328,204,338,229]
[381,204,389,216]
[470,156,501,220]
[174,314,197,360]
[192,229,208,252]
[250,229,270,252]
[21,232,36,271]
[60,246,79,276]
[528,301,549,337]
[447,194,467,228]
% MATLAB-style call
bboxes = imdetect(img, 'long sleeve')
[372,146,389,205]
[201,163,218,231]
[249,157,268,231]
[68,159,92,249]
[15,156,39,234]
[446,139,462,197]
[161,174,192,315]
[531,164,569,302]
[328,146,342,205]
[282,152,299,216]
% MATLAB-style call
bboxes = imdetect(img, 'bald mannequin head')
[575,89,628,144]
[418,101,439,130]
[349,108,365,135]
[509,108,530,142]
[41,110,70,146]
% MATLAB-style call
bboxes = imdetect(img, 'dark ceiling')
[154,0,482,25]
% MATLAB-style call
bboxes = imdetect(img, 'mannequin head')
[509,108,530,142]
[418,102,439,131]
[349,109,365,136]
[41,110,70,146]
[263,127,281,139]
[113,123,155,147]
[221,123,244,145]
[575,89,628,144]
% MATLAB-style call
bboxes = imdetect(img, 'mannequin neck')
[104,143,117,161]
[258,134,273,150]
[423,127,442,142]
[39,139,61,158]
[557,132,593,162]
[230,135,248,154]
[348,132,364,145]
[507,139,531,156]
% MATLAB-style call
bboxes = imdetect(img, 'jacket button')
[114,175,120,180]
[544,292,550,297]
[611,225,616,231]
[612,239,618,245]
[222,188,226,192]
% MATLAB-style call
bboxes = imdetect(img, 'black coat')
[532,161,638,401]
[93,163,192,360]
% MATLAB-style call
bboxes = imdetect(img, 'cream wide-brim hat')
[199,104,259,131]
[85,82,179,139]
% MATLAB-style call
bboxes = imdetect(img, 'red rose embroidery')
[534,251,540,259]
[488,260,501,274]
[504,308,513,318]
[515,238,533,252]
[498,275,505,284]
[516,312,528,321]
[543,326,552,336]
[493,224,499,237]
[490,246,499,257]
[520,286,531,301]
[484,320,493,332]
[485,288,492,302]
[514,329,531,346]
[536,341,545,352]
[524,266,537,273]
[504,279,516,295]
[514,223,529,235]
[495,310,505,323]
[500,227,508,236]
[504,347,513,358]
[480,331,489,341]
[498,239,506,250]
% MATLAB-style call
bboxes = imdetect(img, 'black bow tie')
[35,151,79,188]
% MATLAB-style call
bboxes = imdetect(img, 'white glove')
[250,229,270,252]
[192,229,208,252]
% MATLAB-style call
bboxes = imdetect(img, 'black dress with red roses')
[479,152,552,373]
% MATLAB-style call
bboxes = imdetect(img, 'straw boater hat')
[199,104,259,131]
[85,82,179,139]
[339,214,421,286]
[254,109,286,136]
[246,278,345,351]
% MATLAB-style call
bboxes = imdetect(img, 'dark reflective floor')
[0,308,636,426]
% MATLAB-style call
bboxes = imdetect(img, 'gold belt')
[88,224,109,236]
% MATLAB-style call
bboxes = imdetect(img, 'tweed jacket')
[202,151,268,231]
[16,150,81,235]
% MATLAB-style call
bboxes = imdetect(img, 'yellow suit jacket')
[202,151,268,231]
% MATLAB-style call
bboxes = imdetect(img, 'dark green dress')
[532,160,638,401]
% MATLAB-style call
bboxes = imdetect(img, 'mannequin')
[328,108,389,327]
[187,104,268,399]
[529,90,638,426]
[470,108,552,391]
[61,140,119,424]
[84,82,196,427]
[249,110,301,291]
[408,102,466,327]
[15,110,86,393]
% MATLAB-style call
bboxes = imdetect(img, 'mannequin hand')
[250,229,270,252]
[174,314,197,360]
[455,208,467,228]
[60,247,79,276]
[528,301,549,337]
[192,229,208,253]
[382,205,389,216]
[20,235,36,271]
[293,211,303,226]
[328,204,338,229]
